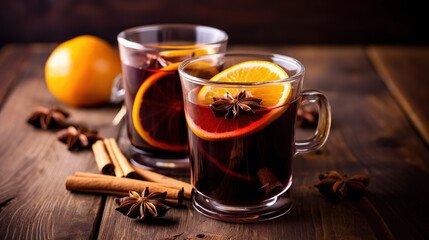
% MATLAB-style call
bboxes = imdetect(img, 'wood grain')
[367,46,429,145]
[0,45,121,239]
[96,46,429,239]
[1,44,428,239]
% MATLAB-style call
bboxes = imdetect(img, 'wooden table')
[1,44,428,239]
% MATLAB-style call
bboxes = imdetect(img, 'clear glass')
[179,53,331,222]
[117,24,228,175]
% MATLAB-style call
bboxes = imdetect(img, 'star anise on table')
[115,188,170,221]
[296,107,318,128]
[27,106,69,129]
[57,126,102,151]
[210,90,265,119]
[315,171,370,201]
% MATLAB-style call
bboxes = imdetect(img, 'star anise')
[27,106,69,129]
[57,126,102,151]
[145,52,193,69]
[296,107,318,128]
[115,188,170,221]
[315,171,370,201]
[210,90,265,119]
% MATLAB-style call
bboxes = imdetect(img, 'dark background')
[0,0,428,46]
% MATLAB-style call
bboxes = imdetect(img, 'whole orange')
[45,35,121,107]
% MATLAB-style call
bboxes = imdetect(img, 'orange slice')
[132,62,188,151]
[159,47,217,59]
[187,61,291,141]
[132,48,217,151]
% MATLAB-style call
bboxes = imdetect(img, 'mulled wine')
[186,99,299,205]
[117,24,228,174]
[179,53,331,222]
[122,62,188,159]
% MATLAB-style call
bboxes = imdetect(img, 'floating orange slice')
[132,62,188,151]
[187,61,291,141]
[131,48,218,151]
[159,47,216,59]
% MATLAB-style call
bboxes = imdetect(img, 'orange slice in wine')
[132,48,217,151]
[132,62,188,151]
[187,61,291,140]
[159,47,217,59]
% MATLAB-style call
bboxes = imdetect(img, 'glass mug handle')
[110,73,127,126]
[110,73,125,103]
[295,89,331,154]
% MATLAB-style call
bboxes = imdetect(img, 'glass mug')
[117,24,228,174]
[179,53,331,222]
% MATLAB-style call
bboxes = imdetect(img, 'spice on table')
[91,140,114,175]
[133,165,194,200]
[91,138,193,198]
[66,172,183,205]
[315,170,370,201]
[115,187,170,220]
[57,126,101,151]
[27,106,69,129]
[166,232,184,240]
[103,138,138,178]
[296,107,318,128]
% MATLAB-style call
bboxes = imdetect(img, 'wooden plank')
[0,44,31,107]
[367,46,429,145]
[283,46,429,239]
[0,45,121,239]
[97,46,429,239]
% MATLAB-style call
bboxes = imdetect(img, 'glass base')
[129,145,190,176]
[192,190,292,223]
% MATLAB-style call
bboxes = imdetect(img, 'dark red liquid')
[122,64,188,158]
[186,100,299,205]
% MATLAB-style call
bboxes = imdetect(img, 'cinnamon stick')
[65,176,183,203]
[100,138,132,178]
[103,139,124,178]
[91,140,114,175]
[72,188,180,206]
[133,165,194,199]
[257,166,284,195]
[73,172,181,206]
[104,138,138,178]
[74,171,191,200]
[73,172,183,192]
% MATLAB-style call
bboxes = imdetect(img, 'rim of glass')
[117,23,229,51]
[178,52,305,86]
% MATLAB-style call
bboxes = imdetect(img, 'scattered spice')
[27,106,69,129]
[210,90,264,119]
[315,171,370,201]
[165,232,184,240]
[57,126,101,151]
[296,107,318,128]
[115,188,170,221]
